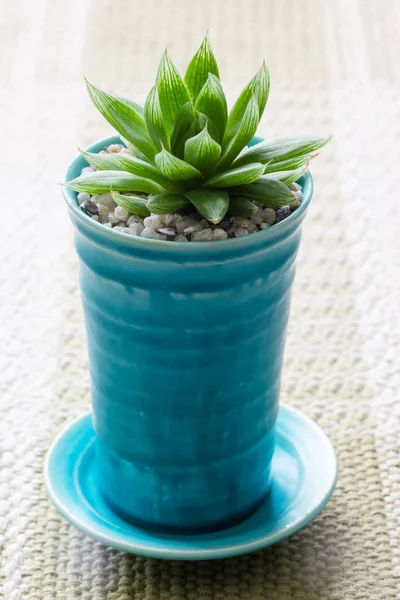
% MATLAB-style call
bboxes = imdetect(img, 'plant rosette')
[60,36,330,534]
[66,34,329,243]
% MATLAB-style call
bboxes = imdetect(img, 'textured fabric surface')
[1,0,400,598]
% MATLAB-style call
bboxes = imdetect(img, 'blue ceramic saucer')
[44,404,337,560]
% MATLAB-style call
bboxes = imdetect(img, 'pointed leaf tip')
[195,73,227,143]
[185,188,229,224]
[219,95,260,169]
[111,190,151,217]
[84,81,156,160]
[155,147,203,182]
[156,51,191,136]
[185,35,220,101]
[184,125,221,176]
[223,63,269,148]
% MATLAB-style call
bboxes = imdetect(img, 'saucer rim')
[44,404,338,560]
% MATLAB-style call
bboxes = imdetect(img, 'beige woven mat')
[1,0,400,598]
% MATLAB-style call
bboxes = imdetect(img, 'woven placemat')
[1,0,400,598]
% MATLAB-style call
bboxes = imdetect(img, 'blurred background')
[1,1,400,598]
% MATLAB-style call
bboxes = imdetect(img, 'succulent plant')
[66,35,330,224]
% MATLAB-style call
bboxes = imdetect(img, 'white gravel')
[78,144,303,242]
[114,206,129,221]
[191,229,213,242]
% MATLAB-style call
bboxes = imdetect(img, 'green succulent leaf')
[156,50,191,136]
[263,167,307,186]
[205,162,265,188]
[170,102,197,157]
[119,138,152,163]
[228,196,258,217]
[65,170,166,195]
[263,154,311,174]
[185,188,229,224]
[218,96,260,169]
[184,33,220,101]
[233,136,331,168]
[184,125,221,176]
[155,147,203,182]
[113,153,175,191]
[195,74,227,143]
[79,149,119,171]
[197,112,220,142]
[85,80,158,162]
[111,191,150,216]
[144,86,170,151]
[223,61,269,147]
[117,96,144,116]
[231,176,295,207]
[147,193,190,214]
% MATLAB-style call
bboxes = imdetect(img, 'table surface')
[1,1,399,598]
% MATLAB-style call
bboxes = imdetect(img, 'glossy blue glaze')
[63,135,314,533]
[44,405,338,560]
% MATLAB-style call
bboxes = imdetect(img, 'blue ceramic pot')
[63,135,313,533]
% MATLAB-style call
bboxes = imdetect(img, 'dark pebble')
[82,199,99,216]
[274,206,291,223]
[219,221,230,230]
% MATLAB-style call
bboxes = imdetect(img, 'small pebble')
[212,229,228,240]
[141,227,167,240]
[191,229,213,242]
[114,205,129,222]
[107,212,120,224]
[236,217,251,228]
[174,234,189,242]
[81,166,94,175]
[289,182,302,191]
[235,228,248,237]
[290,198,301,210]
[143,215,165,230]
[175,217,199,234]
[77,192,90,206]
[184,224,203,235]
[260,223,270,230]
[95,193,116,208]
[83,199,98,216]
[113,226,127,233]
[103,222,112,228]
[263,207,276,225]
[97,204,109,216]
[107,144,122,153]
[164,214,179,228]
[251,208,264,225]
[141,227,158,239]
[293,191,303,201]
[158,227,176,237]
[91,215,99,222]
[290,191,303,209]
[129,223,144,236]
[127,215,144,226]
[218,221,230,230]
[275,206,291,223]
[119,147,131,154]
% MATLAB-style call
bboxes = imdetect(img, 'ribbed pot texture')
[63,135,313,533]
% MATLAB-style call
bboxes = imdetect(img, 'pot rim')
[62,135,313,254]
